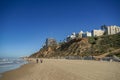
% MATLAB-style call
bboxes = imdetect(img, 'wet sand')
[0,59,120,80]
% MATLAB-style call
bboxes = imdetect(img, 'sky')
[0,0,120,57]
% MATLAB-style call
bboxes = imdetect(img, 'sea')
[0,57,27,77]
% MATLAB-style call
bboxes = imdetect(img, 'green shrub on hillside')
[88,37,96,45]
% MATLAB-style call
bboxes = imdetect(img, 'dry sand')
[0,59,120,80]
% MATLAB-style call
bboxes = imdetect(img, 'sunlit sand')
[0,59,120,80]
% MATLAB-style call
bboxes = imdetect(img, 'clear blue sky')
[0,0,120,57]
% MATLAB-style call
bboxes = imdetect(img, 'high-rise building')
[92,29,104,36]
[107,25,120,35]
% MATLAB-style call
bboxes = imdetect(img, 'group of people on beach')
[36,58,43,63]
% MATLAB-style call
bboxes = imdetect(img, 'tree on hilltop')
[101,25,107,35]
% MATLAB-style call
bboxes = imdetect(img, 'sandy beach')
[0,59,120,80]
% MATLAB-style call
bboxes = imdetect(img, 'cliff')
[30,33,120,58]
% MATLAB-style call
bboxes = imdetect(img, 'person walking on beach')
[36,58,39,63]
[40,59,43,63]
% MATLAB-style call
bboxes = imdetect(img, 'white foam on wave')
[0,57,27,74]
[0,61,13,65]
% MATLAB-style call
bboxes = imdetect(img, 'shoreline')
[0,57,28,74]
[0,62,35,80]
[0,59,120,80]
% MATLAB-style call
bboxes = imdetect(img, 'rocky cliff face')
[30,33,120,58]
[30,38,91,58]
[54,38,91,57]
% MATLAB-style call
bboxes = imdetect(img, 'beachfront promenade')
[0,59,120,80]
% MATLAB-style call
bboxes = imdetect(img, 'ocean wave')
[0,64,14,68]
[0,58,24,65]
[0,61,13,65]
[0,57,27,73]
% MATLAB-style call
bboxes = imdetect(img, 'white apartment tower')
[107,25,120,35]
[82,31,92,37]
[92,29,104,36]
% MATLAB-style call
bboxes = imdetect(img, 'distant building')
[92,29,104,36]
[66,31,92,42]
[70,32,76,39]
[107,25,120,35]
[82,31,92,37]
[66,32,76,42]
[76,31,83,38]
[66,25,120,41]
[46,38,57,47]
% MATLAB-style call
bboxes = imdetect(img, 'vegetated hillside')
[30,33,120,58]
[53,38,91,57]
[89,33,120,57]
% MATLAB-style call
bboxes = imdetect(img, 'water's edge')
[0,58,28,78]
